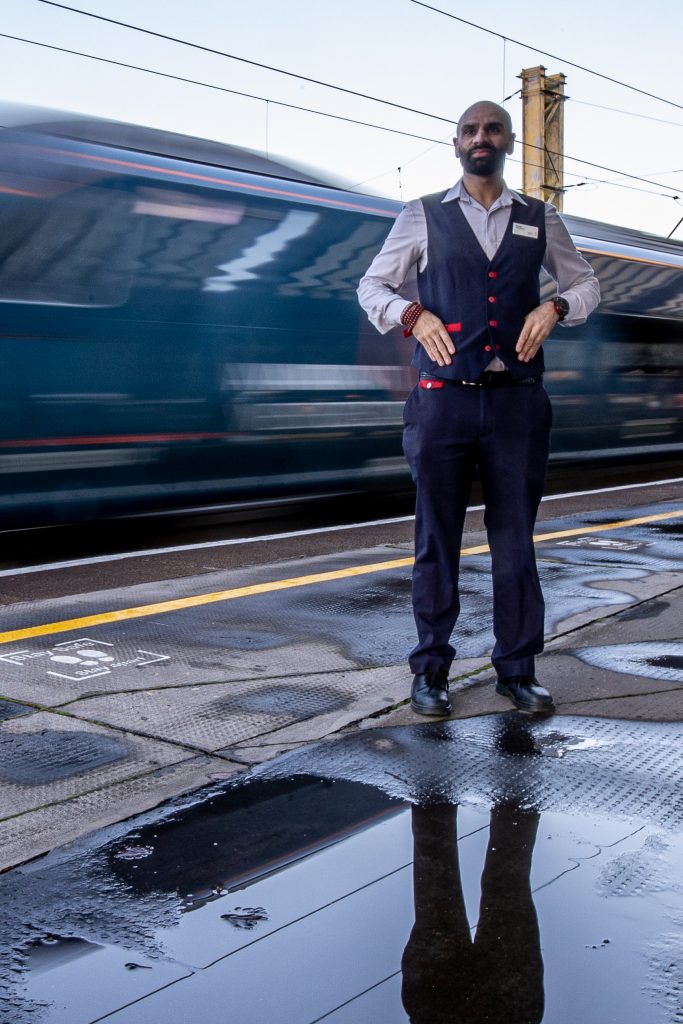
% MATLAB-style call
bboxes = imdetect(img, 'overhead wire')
[667,215,683,239]
[569,99,683,129]
[38,0,683,118]
[22,3,683,193]
[410,1,683,112]
[2,26,681,201]
[33,0,458,126]
[18,2,683,238]
[0,32,454,148]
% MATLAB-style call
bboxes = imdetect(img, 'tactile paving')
[0,728,128,784]
[253,714,683,832]
[62,667,406,752]
[0,713,196,819]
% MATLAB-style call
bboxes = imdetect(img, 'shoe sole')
[495,684,554,712]
[410,700,452,717]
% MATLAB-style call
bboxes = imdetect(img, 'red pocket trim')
[445,322,462,333]
[419,379,445,389]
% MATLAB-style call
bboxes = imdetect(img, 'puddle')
[0,716,681,1023]
[575,642,683,685]
[26,936,103,975]
[648,654,683,672]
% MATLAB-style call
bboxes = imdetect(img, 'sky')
[1,0,682,239]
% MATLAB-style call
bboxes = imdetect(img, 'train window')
[0,181,141,307]
[134,187,245,227]
[126,182,389,314]
[588,253,683,320]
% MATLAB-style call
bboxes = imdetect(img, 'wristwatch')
[552,295,569,322]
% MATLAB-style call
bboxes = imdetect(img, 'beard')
[460,147,506,176]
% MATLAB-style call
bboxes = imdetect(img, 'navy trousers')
[402,380,552,679]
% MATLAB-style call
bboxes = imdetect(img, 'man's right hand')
[412,310,456,367]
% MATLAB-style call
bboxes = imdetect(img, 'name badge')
[512,222,539,239]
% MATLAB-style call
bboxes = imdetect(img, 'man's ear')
[507,132,516,155]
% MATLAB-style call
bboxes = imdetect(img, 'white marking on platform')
[0,637,170,680]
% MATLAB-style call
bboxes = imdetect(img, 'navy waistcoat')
[414,191,547,380]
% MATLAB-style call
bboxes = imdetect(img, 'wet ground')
[1,484,682,1022]
[1,714,681,1023]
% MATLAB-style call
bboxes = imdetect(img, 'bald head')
[454,101,515,178]
[457,101,513,139]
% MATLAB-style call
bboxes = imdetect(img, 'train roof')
[560,212,683,257]
[1,103,681,253]
[0,101,345,188]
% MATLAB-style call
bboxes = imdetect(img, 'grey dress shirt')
[358,179,600,370]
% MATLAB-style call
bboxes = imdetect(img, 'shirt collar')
[442,178,528,209]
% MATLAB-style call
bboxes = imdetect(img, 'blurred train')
[0,106,681,528]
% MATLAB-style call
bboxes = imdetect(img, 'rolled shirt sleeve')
[542,204,601,325]
[357,202,425,333]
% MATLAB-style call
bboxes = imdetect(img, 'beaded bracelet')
[400,301,425,337]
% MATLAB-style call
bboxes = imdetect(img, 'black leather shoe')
[496,676,554,712]
[411,667,451,716]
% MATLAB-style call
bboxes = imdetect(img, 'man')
[358,100,599,716]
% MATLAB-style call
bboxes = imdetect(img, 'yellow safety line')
[0,508,680,646]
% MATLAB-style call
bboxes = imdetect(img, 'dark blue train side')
[0,111,681,527]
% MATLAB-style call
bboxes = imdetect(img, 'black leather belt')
[419,370,542,388]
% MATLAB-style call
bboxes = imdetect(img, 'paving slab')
[62,665,408,754]
[0,752,238,873]
[0,712,196,818]
[0,633,358,706]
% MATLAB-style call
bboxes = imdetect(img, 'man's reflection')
[401,800,543,1023]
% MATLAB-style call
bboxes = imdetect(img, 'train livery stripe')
[578,246,683,270]
[45,146,395,217]
[0,433,229,448]
[0,508,680,645]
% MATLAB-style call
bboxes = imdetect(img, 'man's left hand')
[515,301,560,363]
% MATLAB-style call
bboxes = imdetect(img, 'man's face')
[454,104,515,176]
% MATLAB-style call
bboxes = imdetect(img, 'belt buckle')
[461,379,480,387]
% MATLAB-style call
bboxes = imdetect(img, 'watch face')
[554,297,569,319]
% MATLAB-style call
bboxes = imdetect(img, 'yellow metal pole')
[520,65,546,201]
[545,72,566,210]
[519,66,567,209]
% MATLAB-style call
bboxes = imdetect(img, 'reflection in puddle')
[26,936,102,976]
[0,715,681,1023]
[403,801,543,1024]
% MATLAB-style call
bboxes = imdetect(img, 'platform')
[0,493,682,1022]
[0,495,681,873]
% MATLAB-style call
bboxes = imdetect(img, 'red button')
[488,271,497,278]
[485,345,492,352]
[489,319,498,327]
[488,296,497,303]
